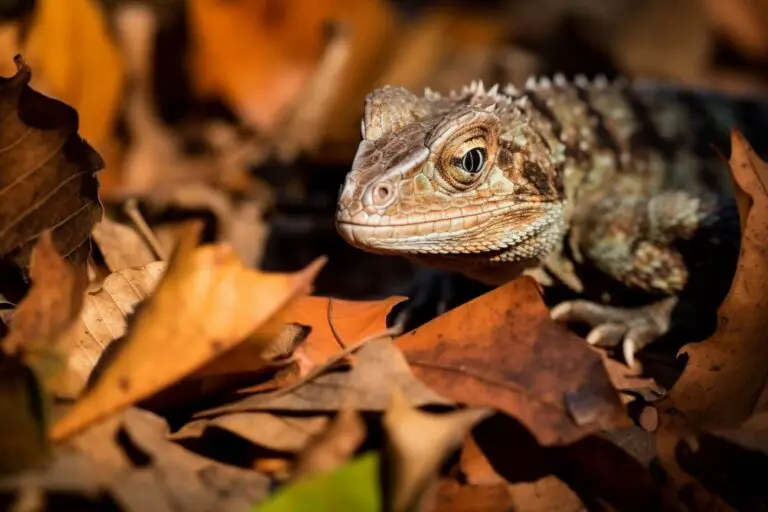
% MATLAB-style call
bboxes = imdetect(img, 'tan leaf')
[50,223,325,441]
[169,412,330,454]
[63,260,166,397]
[383,388,490,512]
[91,217,159,273]
[0,57,103,269]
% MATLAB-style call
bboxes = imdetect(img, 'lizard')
[334,74,760,367]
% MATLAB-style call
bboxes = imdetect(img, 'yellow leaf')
[22,0,124,150]
[50,223,325,441]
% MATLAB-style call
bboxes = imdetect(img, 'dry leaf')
[665,130,768,428]
[2,232,87,363]
[0,57,103,269]
[169,412,330,454]
[91,217,159,272]
[188,0,394,135]
[292,409,366,479]
[50,223,325,441]
[383,388,490,512]
[279,295,405,382]
[398,276,628,446]
[430,479,516,512]
[61,261,167,397]
[22,0,124,152]
[3,407,271,511]
[197,337,450,417]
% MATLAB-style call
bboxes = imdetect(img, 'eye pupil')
[461,148,486,174]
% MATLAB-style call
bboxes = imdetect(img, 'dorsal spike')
[539,76,552,88]
[487,83,499,96]
[525,76,537,89]
[594,74,609,88]
[504,84,519,95]
[574,74,589,88]
[553,73,567,87]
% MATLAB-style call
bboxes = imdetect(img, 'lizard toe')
[551,297,676,367]
[585,322,627,347]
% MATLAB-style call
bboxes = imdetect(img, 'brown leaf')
[0,56,103,270]
[292,409,366,479]
[91,217,159,273]
[665,130,768,428]
[383,389,490,512]
[429,478,516,512]
[197,337,450,417]
[169,412,330,454]
[2,232,87,359]
[398,276,628,446]
[469,414,675,510]
[50,223,325,441]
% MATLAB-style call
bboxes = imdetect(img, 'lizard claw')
[550,297,677,368]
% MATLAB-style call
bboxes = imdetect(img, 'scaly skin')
[335,75,748,366]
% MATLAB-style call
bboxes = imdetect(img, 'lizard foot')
[550,297,677,368]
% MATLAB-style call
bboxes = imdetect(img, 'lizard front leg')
[551,188,737,367]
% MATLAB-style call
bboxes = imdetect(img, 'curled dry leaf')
[50,223,325,441]
[383,388,490,512]
[665,130,768,428]
[0,57,103,270]
[398,276,628,446]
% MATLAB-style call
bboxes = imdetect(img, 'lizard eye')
[460,147,486,174]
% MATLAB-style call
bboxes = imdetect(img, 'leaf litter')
[3,3,768,509]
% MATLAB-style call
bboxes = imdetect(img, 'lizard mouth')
[335,202,562,255]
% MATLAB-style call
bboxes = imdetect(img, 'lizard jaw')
[335,202,564,260]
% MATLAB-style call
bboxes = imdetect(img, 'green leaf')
[255,452,381,512]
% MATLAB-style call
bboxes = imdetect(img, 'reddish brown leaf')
[665,130,768,428]
[0,56,103,269]
[398,276,629,446]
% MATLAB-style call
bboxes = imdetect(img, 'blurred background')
[2,0,767,301]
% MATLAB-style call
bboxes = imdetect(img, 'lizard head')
[335,83,566,272]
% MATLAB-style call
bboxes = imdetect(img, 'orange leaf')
[398,276,629,446]
[50,223,325,441]
[22,0,124,151]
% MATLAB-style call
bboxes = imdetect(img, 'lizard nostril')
[372,183,393,205]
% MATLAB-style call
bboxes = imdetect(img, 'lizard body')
[335,75,756,364]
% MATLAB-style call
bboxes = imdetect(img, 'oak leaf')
[50,223,325,441]
[0,56,103,270]
[91,217,159,273]
[398,276,628,446]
